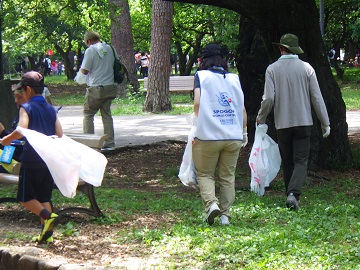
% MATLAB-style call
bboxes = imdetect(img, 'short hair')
[280,46,292,54]
[31,85,45,95]
[84,31,100,43]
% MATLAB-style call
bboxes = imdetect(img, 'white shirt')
[81,42,115,86]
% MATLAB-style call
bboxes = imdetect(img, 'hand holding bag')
[178,114,198,189]
[248,124,281,196]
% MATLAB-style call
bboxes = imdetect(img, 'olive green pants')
[83,85,117,148]
[192,140,242,217]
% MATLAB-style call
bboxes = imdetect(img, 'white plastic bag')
[248,124,281,196]
[60,135,108,187]
[178,118,198,189]
[16,127,108,198]
[17,127,80,198]
[74,70,88,85]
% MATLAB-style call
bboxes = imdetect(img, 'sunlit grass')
[2,175,358,268]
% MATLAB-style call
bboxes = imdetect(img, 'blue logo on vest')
[217,92,232,107]
[220,119,234,125]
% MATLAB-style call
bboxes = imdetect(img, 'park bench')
[143,76,194,92]
[0,133,108,218]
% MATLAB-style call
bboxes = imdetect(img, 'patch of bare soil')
[47,83,86,96]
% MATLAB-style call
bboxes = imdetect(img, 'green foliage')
[333,68,360,110]
[322,0,360,50]
[2,0,110,73]
[129,0,152,51]
[128,1,240,70]
[58,222,79,237]
[336,67,360,81]
[341,87,360,110]
[104,177,359,268]
[352,18,360,42]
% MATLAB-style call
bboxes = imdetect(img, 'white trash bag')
[248,124,281,196]
[74,70,88,85]
[178,115,198,189]
[16,127,107,198]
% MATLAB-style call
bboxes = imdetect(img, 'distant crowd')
[328,47,360,68]
[134,51,150,78]
[40,55,65,76]
[19,55,66,77]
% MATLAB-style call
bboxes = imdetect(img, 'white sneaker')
[219,215,230,225]
[205,202,220,225]
[101,146,116,151]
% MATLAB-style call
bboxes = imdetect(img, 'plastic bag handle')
[0,139,25,146]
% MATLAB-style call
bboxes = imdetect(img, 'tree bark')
[165,0,352,169]
[143,0,174,113]
[0,17,3,80]
[110,0,140,95]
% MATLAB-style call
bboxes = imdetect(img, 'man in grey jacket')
[256,33,330,210]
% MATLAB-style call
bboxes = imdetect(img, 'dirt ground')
[0,84,359,268]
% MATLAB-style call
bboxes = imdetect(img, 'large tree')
[143,0,174,112]
[166,0,351,170]
[110,0,140,94]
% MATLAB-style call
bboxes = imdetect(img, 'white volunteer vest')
[194,70,244,141]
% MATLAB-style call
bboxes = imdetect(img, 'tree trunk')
[53,43,77,81]
[110,0,140,95]
[0,17,3,80]
[143,0,174,113]
[165,0,352,169]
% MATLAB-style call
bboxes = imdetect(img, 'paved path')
[345,110,360,135]
[58,106,190,148]
[58,106,360,148]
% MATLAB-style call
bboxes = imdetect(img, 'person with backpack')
[80,30,117,151]
[42,55,51,76]
[140,52,149,78]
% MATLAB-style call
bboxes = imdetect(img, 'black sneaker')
[286,193,300,211]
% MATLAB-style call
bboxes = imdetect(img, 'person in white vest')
[192,44,248,226]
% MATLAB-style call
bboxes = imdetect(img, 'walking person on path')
[192,44,248,226]
[80,30,117,151]
[256,33,330,210]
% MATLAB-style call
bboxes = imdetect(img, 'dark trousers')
[276,126,311,198]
